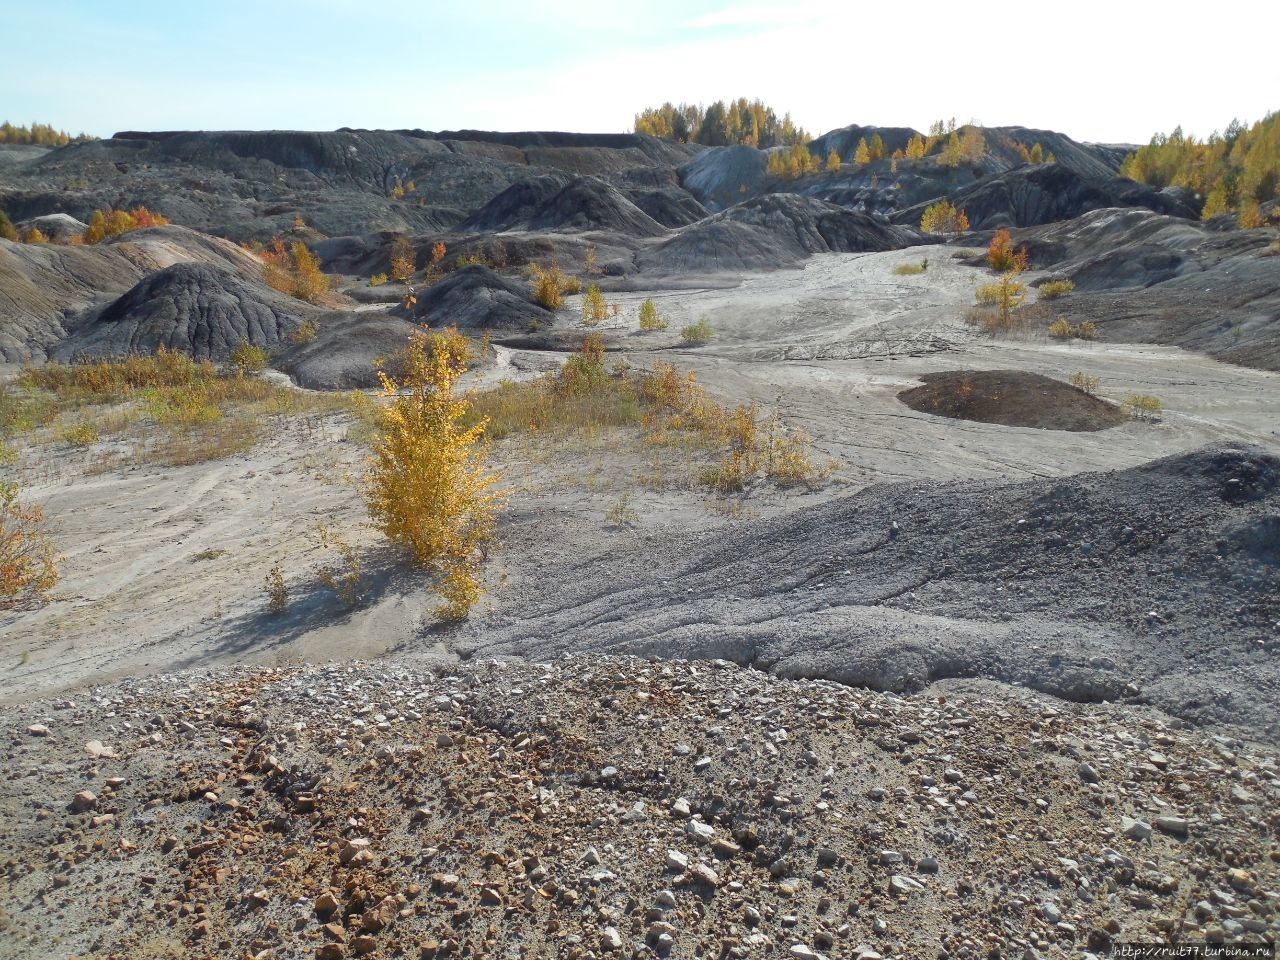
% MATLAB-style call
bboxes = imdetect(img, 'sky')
[2,1,1277,145]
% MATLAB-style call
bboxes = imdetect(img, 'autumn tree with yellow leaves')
[364,327,504,620]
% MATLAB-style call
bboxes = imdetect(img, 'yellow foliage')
[825,149,841,172]
[854,138,871,166]
[390,236,416,282]
[581,282,608,326]
[364,328,504,620]
[261,238,329,303]
[20,226,48,244]
[81,205,169,244]
[920,199,970,236]
[1,482,59,608]
[638,298,667,331]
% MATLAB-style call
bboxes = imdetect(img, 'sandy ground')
[4,249,1279,706]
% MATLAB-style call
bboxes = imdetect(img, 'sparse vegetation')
[390,236,416,283]
[1049,318,1098,340]
[10,347,358,468]
[20,226,48,244]
[1122,393,1164,421]
[314,523,365,610]
[987,229,1026,272]
[288,317,320,345]
[0,210,17,241]
[229,341,270,374]
[260,237,329,303]
[82,205,170,244]
[265,565,287,614]
[680,319,713,346]
[638,298,668,331]
[1038,279,1075,300]
[1,482,59,609]
[893,259,928,276]
[581,282,609,326]
[364,327,504,620]
[528,262,576,311]
[1069,371,1101,394]
[920,199,969,236]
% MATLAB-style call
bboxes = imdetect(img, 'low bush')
[288,318,320,345]
[893,259,928,276]
[369,273,388,287]
[528,263,569,310]
[638,298,668,331]
[264,565,287,614]
[1,482,59,608]
[260,238,329,303]
[680,318,713,345]
[920,199,969,236]
[230,341,270,374]
[1049,318,1097,340]
[1122,393,1163,421]
[581,282,608,326]
[1038,279,1075,300]
[82,205,169,244]
[1068,370,1100,394]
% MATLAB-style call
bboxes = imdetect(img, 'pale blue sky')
[3,1,1277,144]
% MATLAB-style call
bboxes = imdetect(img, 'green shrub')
[1122,393,1163,421]
[638,298,668,331]
[680,319,713,345]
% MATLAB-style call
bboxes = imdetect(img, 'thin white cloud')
[683,4,817,29]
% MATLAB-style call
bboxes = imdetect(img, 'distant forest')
[634,99,809,148]
[1122,113,1279,221]
[0,121,95,147]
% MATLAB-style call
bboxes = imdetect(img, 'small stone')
[27,724,50,737]
[789,946,827,960]
[315,892,340,913]
[691,864,720,887]
[686,820,715,843]
[600,765,619,779]
[600,927,623,952]
[70,790,97,813]
[1078,762,1100,784]
[316,945,344,960]
[889,875,924,895]
[666,849,689,871]
[655,889,677,908]
[1121,817,1152,841]
[878,850,903,866]
[917,857,939,873]
[671,797,691,816]
[1041,902,1062,923]
[693,757,713,771]
[350,936,377,957]
[1226,868,1255,893]
[1155,816,1189,837]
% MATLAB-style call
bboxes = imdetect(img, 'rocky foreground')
[1,657,1277,960]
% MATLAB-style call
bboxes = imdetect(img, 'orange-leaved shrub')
[82,206,169,244]
[1,482,59,608]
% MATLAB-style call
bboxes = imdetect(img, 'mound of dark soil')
[895,164,1197,231]
[451,443,1280,734]
[401,264,553,330]
[458,175,666,237]
[643,193,922,274]
[66,262,314,360]
[625,188,709,227]
[898,370,1127,431]
[277,311,418,389]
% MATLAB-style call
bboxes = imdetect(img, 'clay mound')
[642,193,922,274]
[0,238,146,361]
[678,145,768,211]
[15,212,87,243]
[458,175,666,237]
[895,164,1197,231]
[278,311,418,389]
[65,262,314,361]
[898,370,1127,431]
[105,223,265,276]
[401,264,553,330]
[625,188,709,227]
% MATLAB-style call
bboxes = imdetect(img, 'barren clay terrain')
[1,122,1279,958]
